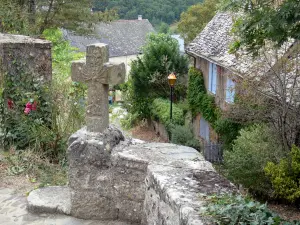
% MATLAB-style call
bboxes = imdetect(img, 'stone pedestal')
[68,126,126,220]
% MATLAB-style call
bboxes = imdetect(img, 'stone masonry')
[0,33,52,84]
[28,130,236,224]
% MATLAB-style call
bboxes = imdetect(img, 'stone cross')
[71,43,125,133]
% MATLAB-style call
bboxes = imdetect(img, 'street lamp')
[168,73,177,121]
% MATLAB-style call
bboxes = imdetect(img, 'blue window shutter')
[226,78,236,103]
[208,63,212,92]
[212,64,217,94]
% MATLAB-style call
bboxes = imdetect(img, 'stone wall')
[66,126,236,224]
[0,33,52,84]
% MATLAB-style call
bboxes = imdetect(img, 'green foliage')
[187,67,220,125]
[224,124,284,197]
[157,22,170,34]
[150,98,200,150]
[93,0,204,26]
[129,33,188,118]
[265,145,300,203]
[221,0,300,54]
[178,0,219,43]
[151,98,184,128]
[170,125,201,151]
[214,118,242,150]
[0,0,118,35]
[42,29,84,79]
[3,150,67,187]
[202,194,300,224]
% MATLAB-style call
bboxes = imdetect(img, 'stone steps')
[1,187,136,225]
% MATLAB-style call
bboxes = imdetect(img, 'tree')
[129,33,188,118]
[221,0,300,55]
[226,43,300,151]
[177,0,219,43]
[92,0,204,26]
[157,22,170,34]
[0,0,118,35]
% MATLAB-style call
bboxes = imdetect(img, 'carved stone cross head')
[71,43,126,133]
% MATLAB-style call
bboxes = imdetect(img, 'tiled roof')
[63,19,155,57]
[186,12,293,77]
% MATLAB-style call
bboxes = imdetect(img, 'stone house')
[185,12,298,145]
[63,16,155,77]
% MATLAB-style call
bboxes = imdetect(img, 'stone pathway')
[0,188,132,225]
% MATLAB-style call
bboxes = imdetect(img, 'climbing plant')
[187,67,242,149]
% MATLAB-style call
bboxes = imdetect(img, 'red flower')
[24,101,37,114]
[32,101,37,111]
[7,99,14,109]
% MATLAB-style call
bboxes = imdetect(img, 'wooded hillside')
[93,0,204,25]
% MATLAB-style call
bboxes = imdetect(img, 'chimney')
[138,15,142,20]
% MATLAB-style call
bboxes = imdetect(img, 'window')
[208,62,217,94]
[200,117,210,142]
[226,78,236,103]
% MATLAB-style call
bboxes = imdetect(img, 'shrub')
[202,194,299,224]
[265,145,300,203]
[170,125,201,151]
[224,124,284,197]
[151,98,184,128]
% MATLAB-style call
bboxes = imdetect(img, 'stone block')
[104,62,126,85]
[113,179,145,201]
[70,190,118,220]
[116,200,143,223]
[113,167,146,182]
[27,186,71,215]
[71,59,86,82]
[114,153,148,171]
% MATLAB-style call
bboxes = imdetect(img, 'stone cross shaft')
[71,43,125,133]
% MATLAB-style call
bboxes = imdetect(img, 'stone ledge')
[27,186,71,215]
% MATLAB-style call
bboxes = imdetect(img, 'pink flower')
[24,101,37,114]
[24,107,31,114]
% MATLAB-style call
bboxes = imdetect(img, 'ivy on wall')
[187,67,242,149]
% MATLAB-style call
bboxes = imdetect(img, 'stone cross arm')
[71,43,126,133]
[71,60,125,85]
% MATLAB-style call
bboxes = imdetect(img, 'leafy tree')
[129,33,188,118]
[221,0,300,54]
[0,0,118,35]
[177,0,219,43]
[157,22,170,34]
[93,0,204,26]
